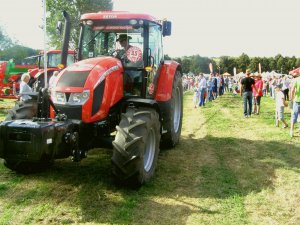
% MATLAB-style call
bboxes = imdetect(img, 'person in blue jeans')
[198,74,207,107]
[240,70,257,118]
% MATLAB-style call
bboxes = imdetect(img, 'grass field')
[0,93,299,224]
[0,99,16,120]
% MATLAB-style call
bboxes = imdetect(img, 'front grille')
[55,105,82,120]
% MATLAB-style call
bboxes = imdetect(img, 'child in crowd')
[275,85,288,128]
[193,82,199,108]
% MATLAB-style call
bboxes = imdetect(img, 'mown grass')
[0,99,16,121]
[0,93,299,224]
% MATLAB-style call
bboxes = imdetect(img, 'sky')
[1,0,300,58]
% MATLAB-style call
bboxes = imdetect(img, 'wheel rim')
[173,86,182,133]
[144,128,156,172]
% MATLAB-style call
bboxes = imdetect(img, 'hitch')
[65,132,86,162]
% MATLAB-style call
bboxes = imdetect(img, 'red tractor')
[0,50,75,98]
[25,49,76,91]
[0,11,183,186]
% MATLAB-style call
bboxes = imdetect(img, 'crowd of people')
[182,73,235,108]
[183,70,300,137]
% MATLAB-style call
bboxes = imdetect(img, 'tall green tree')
[0,45,38,63]
[181,57,191,74]
[268,57,276,71]
[249,57,261,73]
[0,26,14,50]
[287,56,297,71]
[296,58,300,68]
[236,53,250,73]
[276,55,285,73]
[261,57,270,72]
[46,0,113,49]
[219,56,235,75]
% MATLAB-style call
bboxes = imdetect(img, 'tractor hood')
[55,56,123,91]
[52,56,125,123]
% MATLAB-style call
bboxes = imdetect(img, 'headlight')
[68,90,90,105]
[52,92,66,104]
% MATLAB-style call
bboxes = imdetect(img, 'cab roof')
[81,11,157,23]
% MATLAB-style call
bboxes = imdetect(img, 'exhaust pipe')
[61,10,71,67]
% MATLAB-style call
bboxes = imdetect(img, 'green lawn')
[0,93,299,224]
[0,99,16,121]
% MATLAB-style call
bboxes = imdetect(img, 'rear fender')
[154,60,181,102]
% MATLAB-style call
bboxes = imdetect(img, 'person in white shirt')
[275,85,288,128]
[281,76,290,101]
[49,71,59,91]
[198,74,207,107]
[19,73,32,101]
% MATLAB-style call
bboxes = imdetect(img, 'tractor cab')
[78,12,171,97]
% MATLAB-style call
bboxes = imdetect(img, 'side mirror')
[56,21,63,35]
[162,21,172,36]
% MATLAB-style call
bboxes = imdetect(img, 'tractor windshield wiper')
[84,31,102,47]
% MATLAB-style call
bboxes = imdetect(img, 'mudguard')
[154,60,181,102]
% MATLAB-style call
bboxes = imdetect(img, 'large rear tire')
[161,70,183,148]
[112,107,161,187]
[5,99,37,121]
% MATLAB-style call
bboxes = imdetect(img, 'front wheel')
[112,107,161,187]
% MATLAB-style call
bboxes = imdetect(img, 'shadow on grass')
[0,134,299,224]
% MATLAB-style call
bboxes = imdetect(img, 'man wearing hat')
[240,69,257,118]
[117,34,132,53]
[290,73,300,137]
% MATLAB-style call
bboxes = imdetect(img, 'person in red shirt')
[252,74,264,115]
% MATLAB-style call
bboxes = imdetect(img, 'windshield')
[40,53,75,68]
[80,19,144,68]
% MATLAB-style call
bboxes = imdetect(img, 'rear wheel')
[161,70,183,148]
[112,107,161,187]
[5,99,37,121]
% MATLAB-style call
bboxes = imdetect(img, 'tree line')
[0,26,38,64]
[165,53,300,75]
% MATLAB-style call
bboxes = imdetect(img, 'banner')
[209,63,213,73]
